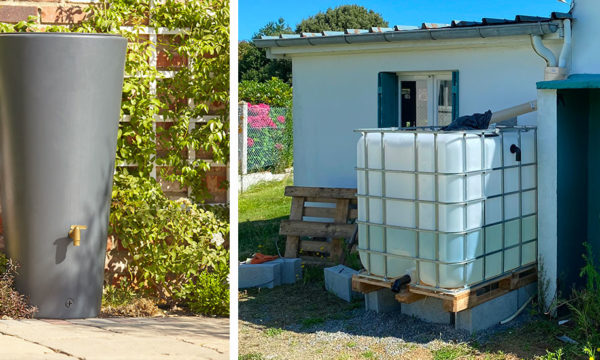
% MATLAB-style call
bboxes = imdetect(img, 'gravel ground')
[239,301,539,359]
[238,278,565,359]
[288,308,472,344]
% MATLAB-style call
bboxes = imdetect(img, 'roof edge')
[255,22,560,49]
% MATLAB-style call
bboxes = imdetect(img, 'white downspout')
[558,19,572,68]
[530,19,572,80]
[531,35,557,67]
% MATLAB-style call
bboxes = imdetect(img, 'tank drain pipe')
[499,294,535,325]
[489,100,537,125]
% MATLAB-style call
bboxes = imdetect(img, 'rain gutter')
[255,22,559,49]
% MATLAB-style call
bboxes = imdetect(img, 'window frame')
[377,70,459,129]
[396,71,455,127]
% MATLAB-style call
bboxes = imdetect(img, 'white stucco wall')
[289,36,561,187]
[571,0,600,74]
[537,89,558,310]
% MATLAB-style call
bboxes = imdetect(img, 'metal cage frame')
[355,125,538,295]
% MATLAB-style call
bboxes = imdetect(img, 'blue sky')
[239,1,569,40]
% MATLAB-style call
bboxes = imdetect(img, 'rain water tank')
[356,127,537,289]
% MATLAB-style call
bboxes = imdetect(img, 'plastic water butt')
[0,33,127,318]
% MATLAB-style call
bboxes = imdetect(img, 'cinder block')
[401,297,451,324]
[238,261,281,289]
[518,281,538,307]
[272,258,302,284]
[455,289,519,333]
[324,265,360,302]
[364,288,402,313]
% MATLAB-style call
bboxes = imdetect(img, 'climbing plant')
[0,0,230,202]
[0,0,230,316]
[78,0,230,202]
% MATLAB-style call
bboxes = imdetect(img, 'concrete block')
[272,258,302,284]
[455,289,519,333]
[324,265,360,302]
[401,297,451,324]
[518,281,538,307]
[238,261,281,289]
[364,288,402,313]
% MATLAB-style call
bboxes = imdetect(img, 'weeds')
[563,243,600,348]
[301,316,325,328]
[264,327,283,337]
[432,344,472,360]
[0,253,36,319]
[238,353,266,360]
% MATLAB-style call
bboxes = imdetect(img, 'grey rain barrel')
[0,33,127,318]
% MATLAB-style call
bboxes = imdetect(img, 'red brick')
[0,5,37,23]
[156,35,187,69]
[40,5,88,24]
[157,50,187,69]
[15,0,60,2]
[195,148,214,160]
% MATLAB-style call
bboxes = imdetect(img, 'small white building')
[257,0,600,313]
[257,14,568,188]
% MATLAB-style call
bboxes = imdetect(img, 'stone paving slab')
[0,316,229,360]
[0,332,72,360]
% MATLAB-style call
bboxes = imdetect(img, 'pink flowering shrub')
[248,104,277,129]
[245,103,290,172]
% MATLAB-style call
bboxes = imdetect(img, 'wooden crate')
[352,264,537,312]
[279,186,357,264]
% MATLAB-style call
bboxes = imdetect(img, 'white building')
[257,14,568,188]
[257,0,600,312]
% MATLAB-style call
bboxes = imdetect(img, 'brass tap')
[69,225,87,246]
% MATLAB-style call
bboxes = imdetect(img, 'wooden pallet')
[351,275,425,303]
[279,186,357,264]
[352,264,537,312]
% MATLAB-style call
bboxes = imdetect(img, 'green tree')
[239,19,293,83]
[296,5,388,33]
[239,78,292,107]
[253,18,293,38]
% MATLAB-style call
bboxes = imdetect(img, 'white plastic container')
[356,127,537,289]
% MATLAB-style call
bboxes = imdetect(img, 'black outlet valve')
[510,144,521,162]
[391,274,411,293]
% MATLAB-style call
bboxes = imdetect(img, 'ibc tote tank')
[356,127,538,289]
[0,33,127,318]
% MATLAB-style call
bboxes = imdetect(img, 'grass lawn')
[239,175,293,261]
[238,175,583,360]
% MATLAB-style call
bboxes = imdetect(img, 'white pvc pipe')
[558,19,572,68]
[500,295,534,325]
[531,35,558,67]
[490,100,538,124]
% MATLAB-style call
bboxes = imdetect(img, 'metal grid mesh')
[240,103,291,173]
[355,126,538,294]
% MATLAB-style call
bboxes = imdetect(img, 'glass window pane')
[416,80,428,127]
[437,80,453,126]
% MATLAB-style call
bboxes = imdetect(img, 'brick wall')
[0,1,88,25]
[0,0,229,204]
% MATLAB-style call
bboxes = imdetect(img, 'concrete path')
[0,316,229,359]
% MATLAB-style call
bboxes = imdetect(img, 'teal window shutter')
[452,71,459,121]
[378,72,399,128]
